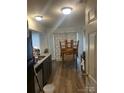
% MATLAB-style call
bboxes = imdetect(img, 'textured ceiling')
[27,0,85,28]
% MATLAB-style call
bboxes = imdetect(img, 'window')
[32,31,40,49]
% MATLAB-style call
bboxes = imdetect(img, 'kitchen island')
[34,53,52,93]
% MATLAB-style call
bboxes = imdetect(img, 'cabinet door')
[34,69,43,93]
[42,60,48,86]
[42,55,52,86]
[27,64,35,93]
[47,55,52,78]
[88,32,97,80]
[46,58,50,78]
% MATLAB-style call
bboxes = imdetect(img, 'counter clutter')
[34,53,51,69]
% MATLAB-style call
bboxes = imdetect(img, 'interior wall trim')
[88,74,97,84]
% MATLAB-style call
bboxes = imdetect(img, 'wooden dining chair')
[59,40,79,62]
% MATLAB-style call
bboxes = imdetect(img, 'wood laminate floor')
[47,55,96,93]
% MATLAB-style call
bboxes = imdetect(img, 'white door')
[88,32,97,81]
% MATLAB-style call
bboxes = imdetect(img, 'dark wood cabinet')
[27,61,35,93]
[34,65,43,93]
[34,54,52,92]
[42,55,52,86]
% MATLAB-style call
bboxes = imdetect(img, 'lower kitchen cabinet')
[42,55,52,86]
[34,54,52,93]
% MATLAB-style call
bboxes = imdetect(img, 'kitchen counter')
[34,53,51,69]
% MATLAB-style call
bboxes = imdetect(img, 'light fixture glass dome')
[35,16,43,21]
[61,7,72,15]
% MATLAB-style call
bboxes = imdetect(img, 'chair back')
[60,40,79,49]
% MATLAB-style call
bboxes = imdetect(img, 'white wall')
[78,29,84,58]
[39,31,49,53]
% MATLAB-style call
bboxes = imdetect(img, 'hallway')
[27,0,97,93]
[48,56,96,93]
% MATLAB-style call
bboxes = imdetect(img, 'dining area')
[59,40,79,68]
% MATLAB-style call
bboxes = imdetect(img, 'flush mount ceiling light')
[35,16,43,21]
[61,7,72,15]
